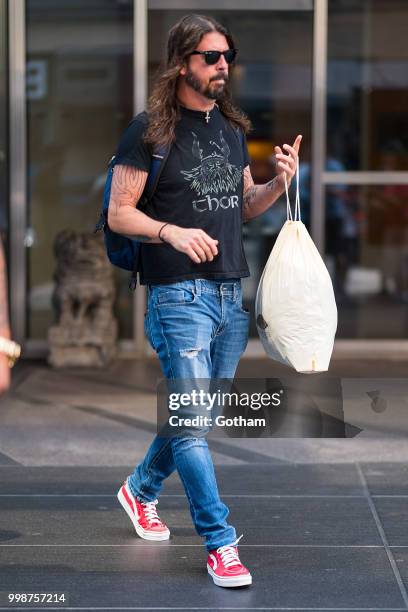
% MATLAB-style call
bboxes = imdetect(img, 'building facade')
[1,0,408,358]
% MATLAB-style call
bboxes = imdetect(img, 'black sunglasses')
[190,49,238,65]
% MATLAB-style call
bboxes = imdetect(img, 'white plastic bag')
[255,157,337,373]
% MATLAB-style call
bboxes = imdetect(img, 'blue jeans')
[128,278,250,551]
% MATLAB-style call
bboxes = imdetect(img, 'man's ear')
[179,59,188,77]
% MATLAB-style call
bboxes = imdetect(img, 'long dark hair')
[144,13,252,148]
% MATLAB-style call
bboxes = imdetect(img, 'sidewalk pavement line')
[2,461,408,466]
[356,462,408,609]
[0,493,368,497]
[0,543,389,547]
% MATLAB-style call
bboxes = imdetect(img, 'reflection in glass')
[322,184,408,338]
[327,0,408,171]
[26,0,134,339]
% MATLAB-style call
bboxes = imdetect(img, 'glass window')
[148,9,313,337]
[323,183,408,338]
[327,0,408,171]
[26,0,134,339]
[0,0,8,252]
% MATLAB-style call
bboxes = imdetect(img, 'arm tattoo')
[109,164,148,215]
[243,186,258,207]
[0,237,10,333]
[265,177,278,191]
[242,165,256,216]
[242,164,285,221]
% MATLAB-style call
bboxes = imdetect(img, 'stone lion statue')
[48,229,118,368]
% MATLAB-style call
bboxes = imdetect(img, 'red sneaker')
[207,535,252,587]
[117,478,170,541]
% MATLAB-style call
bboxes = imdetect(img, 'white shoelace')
[141,499,162,525]
[216,534,243,567]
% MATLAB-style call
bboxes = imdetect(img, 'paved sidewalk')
[0,356,408,610]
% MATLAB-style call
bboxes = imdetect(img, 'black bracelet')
[158,222,170,242]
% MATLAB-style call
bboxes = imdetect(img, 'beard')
[185,68,228,100]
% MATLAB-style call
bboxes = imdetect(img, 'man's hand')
[161,225,218,263]
[274,134,302,190]
[0,353,10,393]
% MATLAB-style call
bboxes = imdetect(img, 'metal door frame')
[8,0,26,347]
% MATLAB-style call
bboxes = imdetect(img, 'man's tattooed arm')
[0,236,10,338]
[242,165,289,222]
[107,164,170,243]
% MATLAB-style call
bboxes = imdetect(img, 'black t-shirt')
[114,104,251,285]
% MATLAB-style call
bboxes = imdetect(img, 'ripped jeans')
[128,278,250,551]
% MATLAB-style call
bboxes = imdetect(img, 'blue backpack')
[95,115,246,290]
[94,117,172,290]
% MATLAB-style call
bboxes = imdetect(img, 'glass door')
[148,1,314,338]
[25,0,134,341]
[324,0,408,338]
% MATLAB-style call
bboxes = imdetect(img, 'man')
[110,14,301,588]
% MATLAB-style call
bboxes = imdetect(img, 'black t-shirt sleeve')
[114,117,152,172]
[242,132,251,167]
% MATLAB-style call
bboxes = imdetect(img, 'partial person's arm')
[242,135,302,222]
[0,237,11,392]
[107,164,219,263]
[0,237,10,337]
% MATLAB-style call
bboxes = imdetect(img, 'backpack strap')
[144,144,172,201]
[128,140,172,290]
